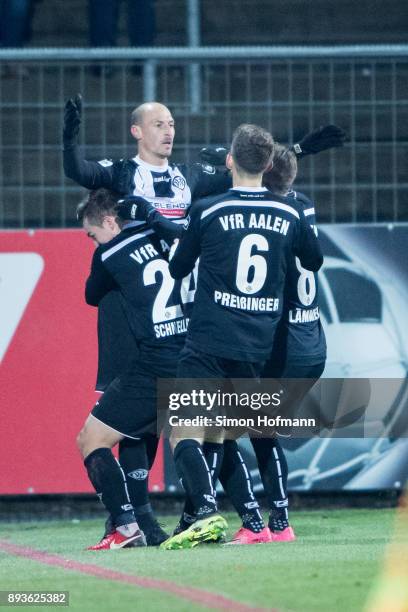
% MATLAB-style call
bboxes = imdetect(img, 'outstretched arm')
[198,124,346,166]
[291,124,346,158]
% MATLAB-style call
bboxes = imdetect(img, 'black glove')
[116,196,155,222]
[292,124,346,158]
[199,146,228,166]
[63,93,82,146]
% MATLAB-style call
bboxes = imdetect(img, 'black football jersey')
[64,149,231,221]
[168,187,323,362]
[85,226,194,361]
[269,190,327,367]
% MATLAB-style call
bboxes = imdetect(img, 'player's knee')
[204,429,225,444]
[170,433,202,451]
[76,426,89,457]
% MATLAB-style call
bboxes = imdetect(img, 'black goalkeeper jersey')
[168,187,323,362]
[64,149,231,222]
[85,226,194,361]
[269,190,327,367]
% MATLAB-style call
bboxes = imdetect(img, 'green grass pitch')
[0,508,395,611]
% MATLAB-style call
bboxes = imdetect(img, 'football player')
[78,190,169,548]
[161,123,323,549]
[249,144,326,543]
[76,188,189,549]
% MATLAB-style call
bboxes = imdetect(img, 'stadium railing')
[0,44,407,228]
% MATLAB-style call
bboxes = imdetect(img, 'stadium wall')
[1,225,407,496]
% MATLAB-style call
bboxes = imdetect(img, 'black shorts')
[173,343,265,429]
[92,357,176,439]
[178,341,264,379]
[263,360,326,380]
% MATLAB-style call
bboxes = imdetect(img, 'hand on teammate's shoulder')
[116,195,154,222]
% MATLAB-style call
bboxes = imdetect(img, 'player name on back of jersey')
[289,306,320,323]
[219,212,290,234]
[154,318,189,339]
[215,291,279,313]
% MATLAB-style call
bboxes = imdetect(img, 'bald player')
[63,97,231,222]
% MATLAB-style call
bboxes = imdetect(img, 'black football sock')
[118,437,151,517]
[219,440,264,533]
[203,441,225,487]
[120,435,163,531]
[101,437,155,537]
[176,498,197,531]
[102,514,115,538]
[144,434,160,469]
[251,437,289,531]
[173,439,217,519]
[84,447,137,530]
[177,441,225,529]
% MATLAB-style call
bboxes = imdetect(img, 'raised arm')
[63,94,115,189]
